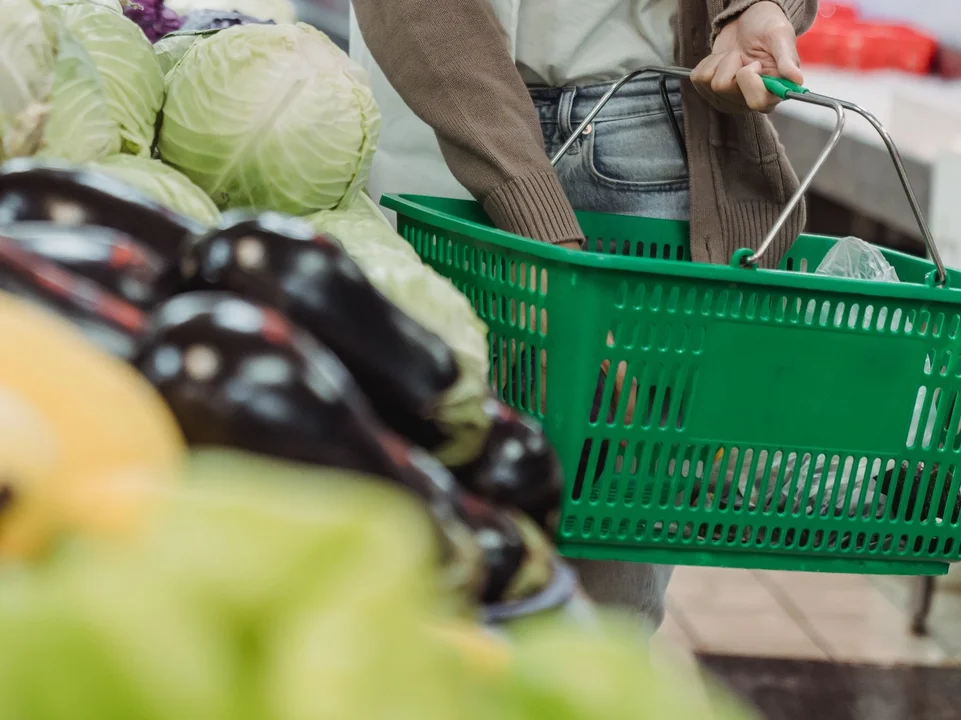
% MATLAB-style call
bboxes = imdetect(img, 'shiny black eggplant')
[133,292,486,598]
[178,214,459,448]
[453,399,563,533]
[0,160,200,261]
[453,492,527,604]
[0,236,147,359]
[134,291,456,497]
[3,222,171,309]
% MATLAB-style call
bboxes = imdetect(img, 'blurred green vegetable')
[51,2,164,156]
[159,23,379,215]
[90,155,221,225]
[0,449,754,720]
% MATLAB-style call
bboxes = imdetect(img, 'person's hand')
[691,1,802,114]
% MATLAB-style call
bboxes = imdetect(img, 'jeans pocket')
[587,111,688,190]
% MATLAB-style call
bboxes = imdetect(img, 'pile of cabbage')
[0,0,492,462]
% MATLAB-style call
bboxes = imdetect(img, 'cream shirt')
[515,0,679,86]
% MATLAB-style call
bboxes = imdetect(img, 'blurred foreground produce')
[0,449,753,720]
[133,292,449,494]
[1,222,169,309]
[179,214,458,449]
[0,236,149,358]
[0,161,201,261]
[0,291,184,559]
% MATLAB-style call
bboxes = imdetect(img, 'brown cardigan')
[352,0,819,267]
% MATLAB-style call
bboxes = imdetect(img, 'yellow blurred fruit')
[0,292,185,557]
[0,389,60,559]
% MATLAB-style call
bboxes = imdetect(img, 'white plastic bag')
[815,236,900,283]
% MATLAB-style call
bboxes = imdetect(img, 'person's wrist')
[711,0,785,46]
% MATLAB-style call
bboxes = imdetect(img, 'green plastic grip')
[762,76,809,99]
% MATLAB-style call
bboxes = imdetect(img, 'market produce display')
[0,451,750,720]
[0,0,558,599]
[0,3,757,718]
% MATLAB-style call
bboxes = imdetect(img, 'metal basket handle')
[550,66,947,286]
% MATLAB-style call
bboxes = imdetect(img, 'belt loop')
[559,86,578,153]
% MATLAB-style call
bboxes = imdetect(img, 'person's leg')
[533,76,689,629]
[567,558,673,627]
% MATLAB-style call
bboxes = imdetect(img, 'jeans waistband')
[529,75,682,125]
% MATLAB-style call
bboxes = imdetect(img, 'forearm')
[352,0,582,245]
[708,0,819,43]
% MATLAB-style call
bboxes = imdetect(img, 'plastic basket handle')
[550,66,946,285]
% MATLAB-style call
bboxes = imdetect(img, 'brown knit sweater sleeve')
[708,0,820,43]
[351,0,583,245]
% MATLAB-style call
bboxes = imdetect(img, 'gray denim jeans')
[529,75,689,629]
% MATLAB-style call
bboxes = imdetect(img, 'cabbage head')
[0,0,57,160]
[154,31,202,76]
[166,0,296,24]
[38,21,121,161]
[307,196,492,466]
[159,23,380,215]
[0,0,120,163]
[42,0,123,11]
[90,154,221,225]
[51,3,164,156]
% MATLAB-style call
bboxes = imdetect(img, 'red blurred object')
[935,46,961,80]
[798,3,938,75]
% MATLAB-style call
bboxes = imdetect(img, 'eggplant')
[134,291,487,599]
[134,292,454,495]
[0,160,200,262]
[3,222,171,309]
[453,399,563,533]
[178,214,459,449]
[454,492,527,604]
[0,236,147,359]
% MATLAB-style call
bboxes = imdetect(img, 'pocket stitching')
[585,117,689,190]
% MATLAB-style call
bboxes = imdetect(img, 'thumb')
[771,32,804,85]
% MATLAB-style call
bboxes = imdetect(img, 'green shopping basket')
[383,68,961,577]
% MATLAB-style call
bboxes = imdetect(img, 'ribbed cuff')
[482,171,584,245]
[711,1,804,45]
[714,199,805,268]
